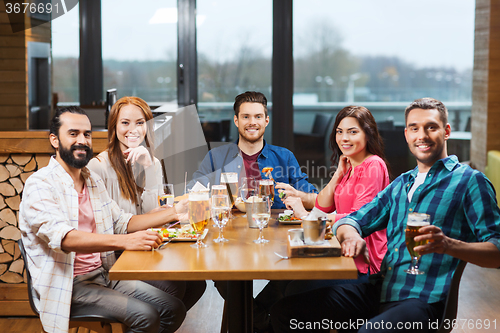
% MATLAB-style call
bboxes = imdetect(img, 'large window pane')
[293,0,474,177]
[197,0,272,142]
[293,0,474,129]
[102,0,177,103]
[51,5,79,103]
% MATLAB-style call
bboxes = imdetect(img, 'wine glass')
[211,185,228,226]
[240,176,257,201]
[189,189,210,248]
[158,183,175,208]
[404,213,431,275]
[211,194,230,243]
[251,195,271,244]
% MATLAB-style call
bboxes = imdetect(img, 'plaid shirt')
[19,157,133,333]
[334,155,500,304]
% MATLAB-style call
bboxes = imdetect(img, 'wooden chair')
[436,260,467,333]
[18,238,125,333]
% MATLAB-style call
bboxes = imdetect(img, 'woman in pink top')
[284,105,390,292]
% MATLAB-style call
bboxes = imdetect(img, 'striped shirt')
[19,157,133,333]
[334,155,500,304]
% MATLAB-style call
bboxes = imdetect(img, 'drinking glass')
[211,185,228,226]
[251,196,271,244]
[189,189,210,248]
[158,184,175,208]
[240,176,257,201]
[258,179,275,205]
[220,172,239,207]
[211,194,230,243]
[212,184,228,197]
[404,213,431,275]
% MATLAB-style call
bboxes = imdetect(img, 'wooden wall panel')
[471,0,500,171]
[0,7,28,130]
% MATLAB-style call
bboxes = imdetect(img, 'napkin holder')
[286,235,341,258]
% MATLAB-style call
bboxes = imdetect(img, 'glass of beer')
[189,189,210,248]
[258,179,275,205]
[404,212,431,275]
[158,184,175,208]
[211,194,231,243]
[220,172,239,207]
[251,195,271,244]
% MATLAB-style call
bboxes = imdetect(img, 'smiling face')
[335,116,368,161]
[234,102,269,144]
[405,108,451,172]
[116,104,147,151]
[50,112,93,169]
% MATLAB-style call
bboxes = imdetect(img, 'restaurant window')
[197,0,272,143]
[292,0,474,178]
[51,4,79,103]
[101,0,178,103]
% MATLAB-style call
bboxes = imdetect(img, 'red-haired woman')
[88,96,206,312]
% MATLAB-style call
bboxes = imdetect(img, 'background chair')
[437,260,467,333]
[18,238,126,333]
[294,113,334,179]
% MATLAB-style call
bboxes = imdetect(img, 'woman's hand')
[123,146,153,168]
[334,155,351,179]
[283,196,308,218]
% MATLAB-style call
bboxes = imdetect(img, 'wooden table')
[109,210,357,332]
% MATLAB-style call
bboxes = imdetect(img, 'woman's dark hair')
[329,105,391,177]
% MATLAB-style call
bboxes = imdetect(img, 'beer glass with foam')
[189,189,210,248]
[404,212,431,275]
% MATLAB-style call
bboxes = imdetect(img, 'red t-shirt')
[241,149,263,182]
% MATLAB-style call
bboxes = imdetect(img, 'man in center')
[191,91,318,209]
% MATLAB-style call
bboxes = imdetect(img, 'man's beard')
[59,142,93,169]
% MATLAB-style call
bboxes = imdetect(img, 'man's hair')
[405,98,448,126]
[233,91,268,117]
[49,106,90,137]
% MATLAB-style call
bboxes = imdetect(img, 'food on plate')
[278,214,301,222]
[156,224,197,240]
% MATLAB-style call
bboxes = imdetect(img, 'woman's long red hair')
[106,96,154,204]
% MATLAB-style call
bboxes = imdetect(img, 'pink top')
[74,185,102,276]
[315,155,389,274]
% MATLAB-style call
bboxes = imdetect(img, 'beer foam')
[221,173,238,183]
[406,221,430,227]
[260,179,273,185]
[189,193,209,201]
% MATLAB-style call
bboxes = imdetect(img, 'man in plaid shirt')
[19,106,188,333]
[271,98,500,333]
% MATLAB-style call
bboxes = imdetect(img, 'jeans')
[72,267,186,333]
[145,279,207,311]
[270,281,444,333]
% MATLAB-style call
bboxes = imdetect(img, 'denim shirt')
[190,140,318,208]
